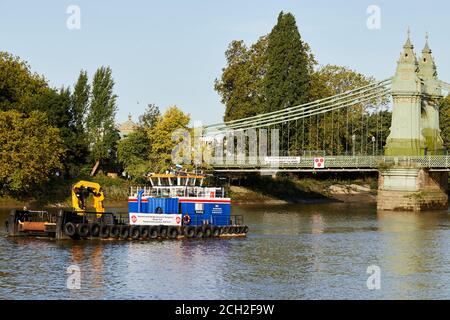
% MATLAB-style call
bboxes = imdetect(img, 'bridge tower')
[378,31,448,211]
[384,30,425,156]
[418,34,444,154]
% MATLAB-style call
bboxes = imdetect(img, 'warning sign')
[313,157,325,169]
[129,213,182,226]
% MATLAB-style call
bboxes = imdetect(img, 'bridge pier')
[377,168,448,211]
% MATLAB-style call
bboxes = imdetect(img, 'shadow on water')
[1,204,449,299]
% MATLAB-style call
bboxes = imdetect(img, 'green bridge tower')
[378,31,448,211]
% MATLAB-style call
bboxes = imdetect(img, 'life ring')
[183,214,191,225]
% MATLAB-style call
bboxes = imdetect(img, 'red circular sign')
[176,217,181,224]
[131,215,137,223]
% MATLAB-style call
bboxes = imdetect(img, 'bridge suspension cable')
[205,78,392,134]
[207,86,391,133]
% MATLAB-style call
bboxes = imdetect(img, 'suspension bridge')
[201,31,449,211]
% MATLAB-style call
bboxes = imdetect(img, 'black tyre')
[184,226,195,238]
[243,225,249,233]
[149,226,158,239]
[64,222,76,237]
[212,227,220,237]
[203,227,212,238]
[110,225,120,238]
[168,227,178,239]
[130,226,141,240]
[159,226,168,238]
[90,223,101,237]
[140,226,150,240]
[77,223,90,237]
[222,226,230,234]
[99,225,110,238]
[120,226,130,239]
[195,227,204,238]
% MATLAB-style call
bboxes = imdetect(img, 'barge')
[4,173,248,240]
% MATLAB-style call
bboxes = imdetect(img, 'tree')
[0,110,64,194]
[148,106,190,172]
[67,71,91,174]
[0,52,48,112]
[264,12,315,113]
[86,66,119,175]
[439,94,450,148]
[117,130,151,181]
[72,70,90,133]
[214,36,268,121]
[139,103,161,129]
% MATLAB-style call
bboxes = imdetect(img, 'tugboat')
[5,172,248,240]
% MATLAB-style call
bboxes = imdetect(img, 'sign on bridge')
[313,157,325,169]
[264,157,301,165]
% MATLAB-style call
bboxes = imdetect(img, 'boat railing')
[129,186,227,198]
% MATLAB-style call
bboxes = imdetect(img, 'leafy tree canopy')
[0,110,65,193]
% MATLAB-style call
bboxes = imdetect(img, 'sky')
[0,0,449,125]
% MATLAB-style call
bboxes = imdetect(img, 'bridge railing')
[211,155,450,169]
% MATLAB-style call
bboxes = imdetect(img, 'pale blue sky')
[0,0,449,124]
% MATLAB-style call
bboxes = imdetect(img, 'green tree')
[67,71,91,174]
[440,94,450,148]
[214,36,269,121]
[0,52,48,112]
[139,103,161,129]
[148,106,190,172]
[72,70,90,132]
[117,130,151,181]
[264,12,315,113]
[0,110,64,194]
[86,66,119,175]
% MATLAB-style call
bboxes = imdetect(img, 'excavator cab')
[72,181,105,216]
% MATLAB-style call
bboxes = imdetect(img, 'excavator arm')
[72,181,105,215]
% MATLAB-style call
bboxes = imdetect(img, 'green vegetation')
[215,11,390,156]
[440,94,450,147]
[0,111,64,195]
[86,66,120,174]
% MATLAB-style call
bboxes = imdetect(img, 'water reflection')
[1,204,449,299]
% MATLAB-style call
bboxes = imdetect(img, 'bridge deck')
[212,156,450,172]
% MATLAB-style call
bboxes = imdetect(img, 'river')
[1,203,450,300]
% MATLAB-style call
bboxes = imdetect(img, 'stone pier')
[377,168,448,211]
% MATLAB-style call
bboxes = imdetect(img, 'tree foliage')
[147,106,190,172]
[0,111,64,193]
[86,66,120,166]
[0,52,48,112]
[439,95,450,148]
[214,37,268,121]
[264,12,315,113]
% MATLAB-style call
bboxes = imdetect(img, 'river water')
[1,203,450,300]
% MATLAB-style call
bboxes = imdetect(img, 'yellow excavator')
[71,180,105,216]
